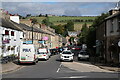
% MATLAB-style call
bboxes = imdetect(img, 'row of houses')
[96,5,120,64]
[0,9,67,57]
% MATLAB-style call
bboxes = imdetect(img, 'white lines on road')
[56,64,62,73]
[59,76,88,78]
[56,68,60,73]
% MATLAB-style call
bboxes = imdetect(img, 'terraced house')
[0,9,67,57]
[96,5,120,65]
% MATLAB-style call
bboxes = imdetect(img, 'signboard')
[23,41,32,44]
[42,37,48,40]
[38,40,45,44]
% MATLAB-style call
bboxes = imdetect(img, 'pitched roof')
[0,18,22,31]
[105,12,120,20]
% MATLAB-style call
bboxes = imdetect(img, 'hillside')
[25,16,96,31]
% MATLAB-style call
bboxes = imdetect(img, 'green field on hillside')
[48,16,96,22]
[26,16,96,30]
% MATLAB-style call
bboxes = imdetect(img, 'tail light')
[43,55,46,56]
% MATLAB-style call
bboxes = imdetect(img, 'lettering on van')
[23,49,31,52]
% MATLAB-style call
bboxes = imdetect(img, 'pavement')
[1,62,22,73]
[62,62,116,73]
[94,64,120,72]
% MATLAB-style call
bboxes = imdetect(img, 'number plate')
[21,57,26,60]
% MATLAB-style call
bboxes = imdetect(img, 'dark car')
[72,46,81,50]
[50,49,59,55]
[78,50,89,61]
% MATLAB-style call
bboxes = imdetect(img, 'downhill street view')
[0,1,120,80]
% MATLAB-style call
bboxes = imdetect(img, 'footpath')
[1,61,22,74]
[62,61,119,72]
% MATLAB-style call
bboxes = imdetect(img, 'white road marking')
[56,68,60,72]
[56,64,62,72]
[59,76,88,78]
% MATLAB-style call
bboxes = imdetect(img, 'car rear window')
[38,52,46,54]
[79,52,88,55]
[62,52,72,54]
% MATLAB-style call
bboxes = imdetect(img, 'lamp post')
[31,18,37,44]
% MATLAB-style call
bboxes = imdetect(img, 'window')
[110,19,114,33]
[5,30,9,35]
[11,31,14,36]
[117,16,120,31]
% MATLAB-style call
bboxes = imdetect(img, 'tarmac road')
[2,54,119,80]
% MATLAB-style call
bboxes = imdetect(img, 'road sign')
[23,41,32,44]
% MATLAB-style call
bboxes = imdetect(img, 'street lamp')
[31,18,37,44]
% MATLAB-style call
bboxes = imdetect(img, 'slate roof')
[0,18,22,31]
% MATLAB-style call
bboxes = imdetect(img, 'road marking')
[59,76,88,78]
[56,68,60,72]
[56,64,62,73]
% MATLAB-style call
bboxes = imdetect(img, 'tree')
[39,14,42,17]
[78,23,89,44]
[31,18,38,24]
[42,18,49,26]
[26,14,31,17]
[65,21,74,31]
[45,14,48,17]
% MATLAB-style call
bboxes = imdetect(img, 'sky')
[1,2,117,16]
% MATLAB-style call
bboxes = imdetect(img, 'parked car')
[50,49,59,55]
[37,48,51,60]
[72,46,81,50]
[18,44,38,64]
[36,52,49,60]
[78,50,89,61]
[60,50,74,62]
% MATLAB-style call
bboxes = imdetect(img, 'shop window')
[5,30,9,35]
[11,31,14,36]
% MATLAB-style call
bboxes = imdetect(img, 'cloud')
[1,0,119,2]
[1,2,116,16]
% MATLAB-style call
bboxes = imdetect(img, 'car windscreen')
[62,52,72,54]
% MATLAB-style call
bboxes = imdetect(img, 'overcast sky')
[1,2,117,16]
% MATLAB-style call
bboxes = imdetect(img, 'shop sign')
[23,41,32,44]
[38,40,45,44]
[42,37,48,40]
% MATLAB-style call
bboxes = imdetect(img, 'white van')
[18,44,38,64]
[37,48,51,60]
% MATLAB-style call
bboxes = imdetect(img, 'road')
[2,53,119,80]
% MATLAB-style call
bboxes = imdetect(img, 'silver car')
[78,51,89,61]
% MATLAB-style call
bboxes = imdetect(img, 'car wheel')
[71,60,73,62]
[78,57,80,61]
[33,62,36,65]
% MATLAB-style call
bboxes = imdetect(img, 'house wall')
[0,26,23,57]
[106,16,120,63]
